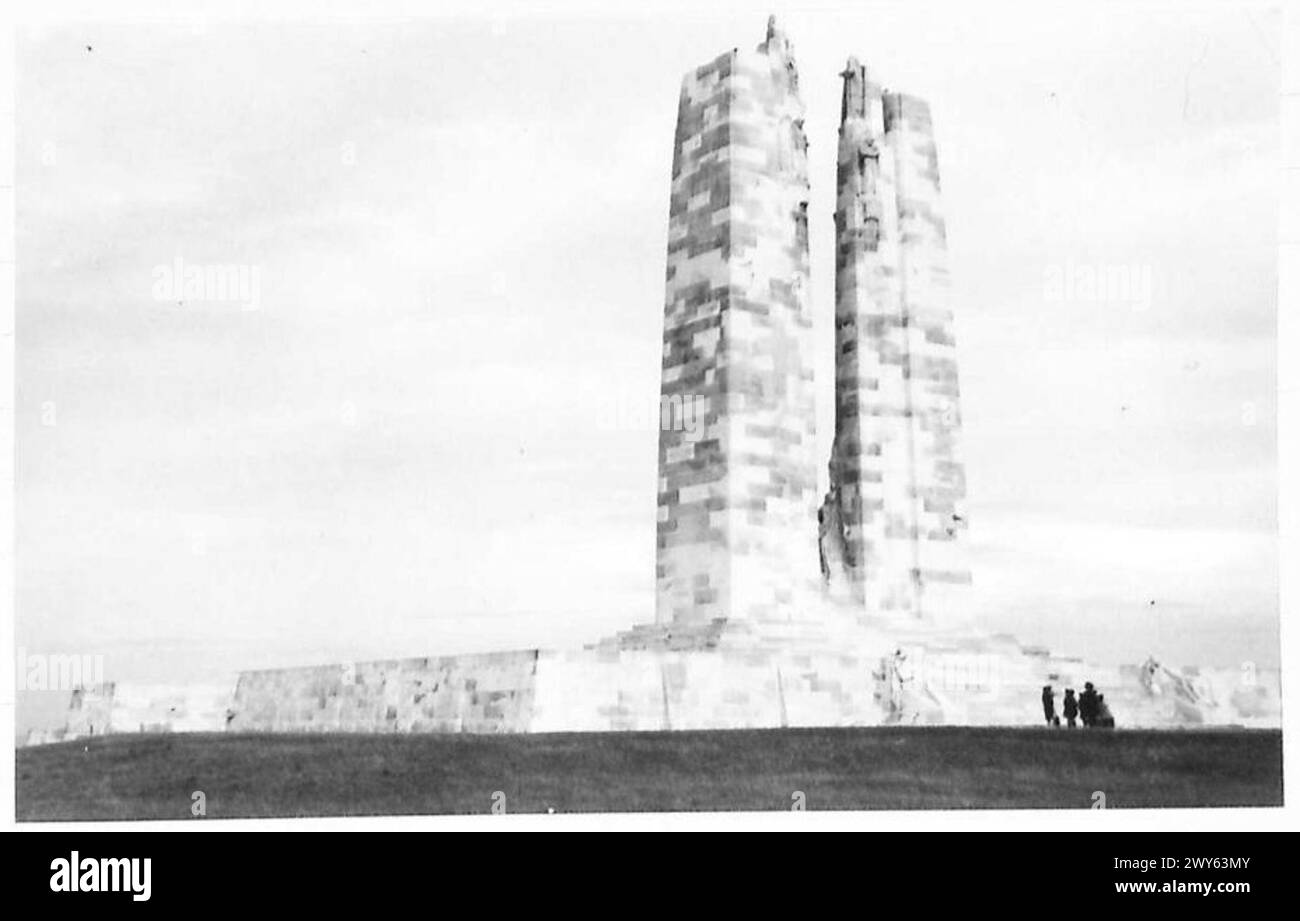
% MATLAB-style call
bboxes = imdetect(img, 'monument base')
[29,604,1281,745]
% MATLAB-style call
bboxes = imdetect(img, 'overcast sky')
[15,4,1281,719]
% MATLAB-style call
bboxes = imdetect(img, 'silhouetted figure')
[1062,689,1078,728]
[1095,694,1115,729]
[1079,682,1099,727]
[1041,685,1057,726]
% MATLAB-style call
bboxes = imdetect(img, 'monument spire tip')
[764,14,788,48]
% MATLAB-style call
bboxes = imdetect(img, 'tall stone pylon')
[655,18,819,627]
[819,59,971,623]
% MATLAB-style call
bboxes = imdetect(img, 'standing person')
[1062,689,1078,728]
[1095,694,1115,729]
[1080,682,1098,727]
[1041,685,1057,726]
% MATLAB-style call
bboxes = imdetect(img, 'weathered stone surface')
[819,59,971,624]
[228,652,540,734]
[37,681,236,743]
[656,17,820,627]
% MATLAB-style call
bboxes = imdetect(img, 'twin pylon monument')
[654,17,971,632]
[39,19,1278,745]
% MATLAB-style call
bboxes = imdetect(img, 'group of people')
[1041,682,1113,729]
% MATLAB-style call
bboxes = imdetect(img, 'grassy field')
[16,726,1283,820]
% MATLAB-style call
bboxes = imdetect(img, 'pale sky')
[15,5,1281,724]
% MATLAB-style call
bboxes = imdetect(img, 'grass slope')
[17,726,1282,820]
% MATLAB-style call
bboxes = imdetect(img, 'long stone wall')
[228,651,541,733]
[223,621,896,734]
[34,630,1280,745]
